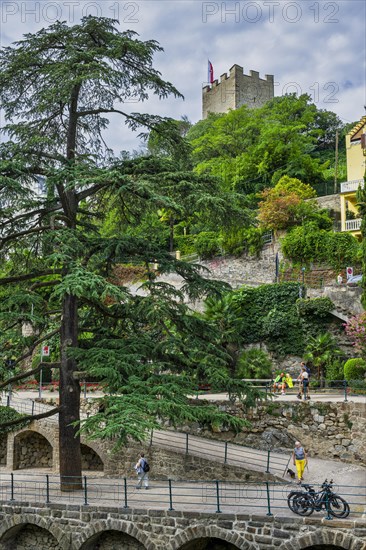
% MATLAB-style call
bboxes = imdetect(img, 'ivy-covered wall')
[226,283,334,357]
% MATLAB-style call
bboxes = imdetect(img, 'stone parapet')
[0,503,364,549]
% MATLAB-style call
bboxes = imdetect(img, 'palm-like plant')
[304,332,341,382]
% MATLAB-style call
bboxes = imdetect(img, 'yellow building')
[340,116,366,239]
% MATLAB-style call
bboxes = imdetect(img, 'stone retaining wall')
[14,430,53,469]
[102,443,271,482]
[0,503,364,550]
[178,401,366,466]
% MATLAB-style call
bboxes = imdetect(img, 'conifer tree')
[0,17,254,489]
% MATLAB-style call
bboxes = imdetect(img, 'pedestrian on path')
[135,452,149,489]
[292,441,307,483]
[297,364,310,400]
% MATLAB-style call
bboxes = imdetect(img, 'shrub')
[297,297,334,318]
[281,225,360,269]
[221,227,265,257]
[235,348,273,379]
[221,228,246,256]
[325,359,344,382]
[194,232,221,259]
[174,234,196,255]
[0,406,28,434]
[343,358,366,381]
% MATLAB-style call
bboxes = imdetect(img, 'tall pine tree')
[0,17,254,489]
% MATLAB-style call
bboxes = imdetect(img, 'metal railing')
[0,395,58,423]
[150,429,291,476]
[345,218,362,231]
[0,472,364,519]
[0,393,291,476]
[340,179,364,193]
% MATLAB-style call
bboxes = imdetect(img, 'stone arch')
[74,519,151,550]
[13,429,53,469]
[80,437,109,467]
[0,514,69,549]
[80,443,104,471]
[167,525,250,550]
[278,528,364,550]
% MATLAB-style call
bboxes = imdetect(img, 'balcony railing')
[340,179,364,193]
[345,218,362,231]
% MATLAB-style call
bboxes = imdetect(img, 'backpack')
[142,459,150,473]
[305,365,311,378]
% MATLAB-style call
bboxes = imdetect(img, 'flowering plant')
[344,313,366,358]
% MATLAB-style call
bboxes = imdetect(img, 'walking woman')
[292,441,308,483]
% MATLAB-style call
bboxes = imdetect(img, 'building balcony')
[344,218,362,231]
[340,179,364,193]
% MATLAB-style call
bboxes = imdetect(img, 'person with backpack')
[135,452,150,489]
[292,440,308,483]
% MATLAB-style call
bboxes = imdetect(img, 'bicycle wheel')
[291,493,314,516]
[287,491,302,513]
[327,495,350,518]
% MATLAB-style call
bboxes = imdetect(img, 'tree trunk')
[59,293,82,491]
[58,82,82,491]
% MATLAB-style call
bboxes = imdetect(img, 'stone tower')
[202,64,274,119]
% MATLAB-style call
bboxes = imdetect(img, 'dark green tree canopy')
[0,17,255,486]
[187,94,349,194]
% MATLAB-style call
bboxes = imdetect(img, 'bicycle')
[287,479,350,518]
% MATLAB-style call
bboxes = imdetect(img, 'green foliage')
[325,359,344,382]
[271,175,317,199]
[343,358,366,381]
[304,333,341,379]
[297,297,333,318]
[281,225,360,269]
[0,16,258,471]
[356,181,366,307]
[204,282,332,360]
[188,95,344,193]
[235,348,272,379]
[194,232,221,259]
[257,176,334,232]
[221,227,265,257]
[174,235,196,255]
[0,406,27,434]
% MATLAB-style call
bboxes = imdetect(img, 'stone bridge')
[0,502,365,550]
[307,286,364,323]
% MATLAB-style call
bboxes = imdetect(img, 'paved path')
[2,392,365,518]
[4,389,366,404]
[0,468,364,519]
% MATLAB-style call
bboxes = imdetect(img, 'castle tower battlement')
[202,64,274,119]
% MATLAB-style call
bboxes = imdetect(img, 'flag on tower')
[208,60,214,84]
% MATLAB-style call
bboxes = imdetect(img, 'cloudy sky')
[1,0,365,153]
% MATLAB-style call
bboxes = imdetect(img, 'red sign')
[42,346,50,356]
